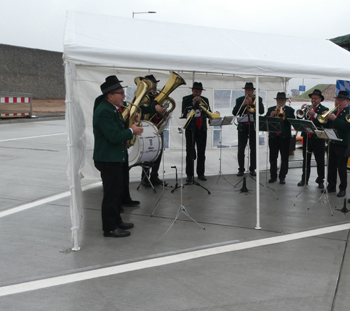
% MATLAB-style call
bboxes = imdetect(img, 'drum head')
[128,121,162,167]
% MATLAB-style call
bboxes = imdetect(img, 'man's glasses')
[111,91,125,95]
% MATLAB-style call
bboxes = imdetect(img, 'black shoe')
[318,183,325,189]
[268,178,277,183]
[337,190,346,197]
[150,177,163,185]
[198,175,207,181]
[322,188,336,194]
[186,176,193,182]
[237,171,244,177]
[250,170,256,176]
[121,200,140,207]
[297,180,307,186]
[118,222,134,230]
[103,228,130,238]
[279,179,285,184]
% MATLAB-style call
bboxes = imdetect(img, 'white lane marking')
[0,133,66,142]
[0,222,349,297]
[0,182,102,218]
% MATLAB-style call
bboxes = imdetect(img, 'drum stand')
[165,127,204,235]
[137,163,156,193]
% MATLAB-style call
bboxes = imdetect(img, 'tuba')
[147,72,186,130]
[317,104,339,123]
[122,77,156,146]
[198,97,221,120]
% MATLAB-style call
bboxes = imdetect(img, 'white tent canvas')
[63,10,350,249]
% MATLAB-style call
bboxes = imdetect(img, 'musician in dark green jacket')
[322,91,350,197]
[181,82,211,182]
[232,82,264,176]
[93,75,143,238]
[265,92,295,184]
[297,89,329,189]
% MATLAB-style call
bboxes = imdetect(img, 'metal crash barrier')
[0,92,32,118]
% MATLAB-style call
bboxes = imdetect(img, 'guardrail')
[0,92,32,118]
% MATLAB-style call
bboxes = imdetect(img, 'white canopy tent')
[63,10,350,250]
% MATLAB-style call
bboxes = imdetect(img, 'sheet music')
[324,128,342,141]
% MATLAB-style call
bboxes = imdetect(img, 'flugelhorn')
[317,105,339,123]
[296,104,312,120]
[198,97,221,120]
[276,105,286,119]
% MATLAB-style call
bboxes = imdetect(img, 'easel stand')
[234,114,256,194]
[164,118,205,235]
[259,116,284,199]
[287,119,318,205]
[210,116,234,185]
[137,163,156,193]
[315,128,342,215]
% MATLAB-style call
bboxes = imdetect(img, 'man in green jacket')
[93,75,143,238]
[297,89,329,189]
[181,82,210,182]
[322,91,350,197]
[265,92,295,184]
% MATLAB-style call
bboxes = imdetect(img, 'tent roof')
[330,34,350,48]
[64,11,350,80]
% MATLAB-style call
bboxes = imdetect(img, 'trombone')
[233,94,256,125]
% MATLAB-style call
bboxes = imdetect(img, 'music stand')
[233,114,257,194]
[259,116,284,199]
[314,128,342,215]
[164,126,204,235]
[287,118,318,205]
[180,110,211,194]
[151,113,180,216]
[210,116,234,185]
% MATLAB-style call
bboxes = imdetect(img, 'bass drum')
[128,121,162,167]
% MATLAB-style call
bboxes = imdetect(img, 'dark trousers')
[94,161,123,232]
[269,136,291,180]
[237,125,256,172]
[185,129,207,177]
[301,134,325,183]
[328,143,348,191]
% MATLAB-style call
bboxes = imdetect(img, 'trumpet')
[275,105,286,120]
[317,105,339,123]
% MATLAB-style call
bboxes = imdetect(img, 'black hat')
[308,89,324,101]
[144,74,160,84]
[191,82,205,91]
[274,92,288,100]
[243,82,255,90]
[335,90,350,100]
[100,75,124,95]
